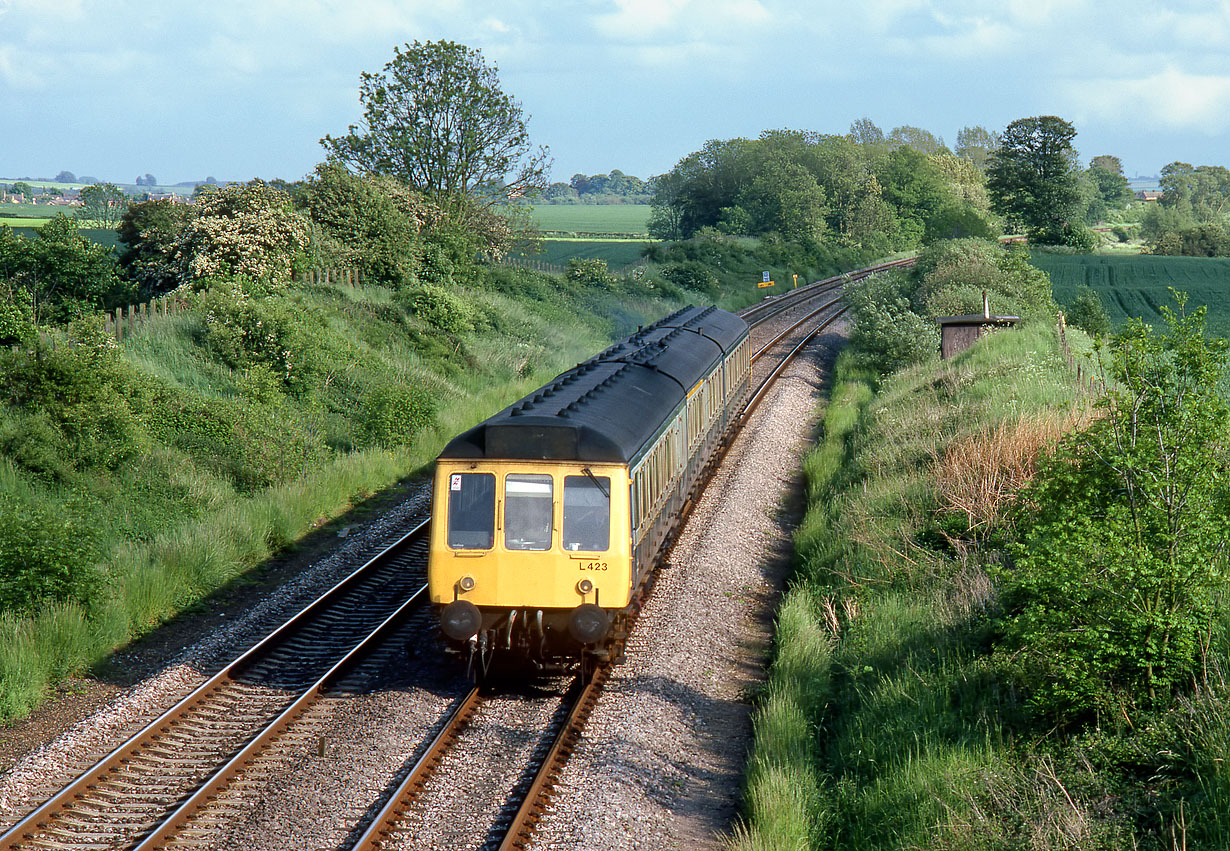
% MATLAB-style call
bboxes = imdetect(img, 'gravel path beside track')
[533,324,847,850]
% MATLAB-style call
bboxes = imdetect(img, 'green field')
[532,239,649,268]
[527,204,652,235]
[2,222,121,248]
[1033,252,1230,338]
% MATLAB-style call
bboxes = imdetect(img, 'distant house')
[1136,190,1162,202]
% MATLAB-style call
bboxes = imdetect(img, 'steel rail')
[347,686,484,851]
[750,295,842,363]
[745,304,848,416]
[133,584,431,850]
[0,518,431,851]
[739,256,914,323]
[495,667,610,851]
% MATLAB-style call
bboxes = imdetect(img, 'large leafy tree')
[75,183,128,228]
[987,116,1086,245]
[954,125,999,171]
[1084,155,1133,222]
[321,41,550,215]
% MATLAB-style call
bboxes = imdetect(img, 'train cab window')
[504,474,554,550]
[447,472,496,549]
[563,475,610,552]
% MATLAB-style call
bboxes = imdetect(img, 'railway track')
[2,256,900,850]
[0,522,431,851]
[328,267,868,851]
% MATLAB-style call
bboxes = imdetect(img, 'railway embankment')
[737,302,1230,846]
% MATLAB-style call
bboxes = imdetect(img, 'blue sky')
[2,0,1228,185]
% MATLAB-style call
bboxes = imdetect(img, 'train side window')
[563,475,610,551]
[447,472,496,549]
[505,474,554,550]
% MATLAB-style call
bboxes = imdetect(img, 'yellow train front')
[428,305,750,672]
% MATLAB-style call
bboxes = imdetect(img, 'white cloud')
[1065,67,1230,133]
[593,0,770,43]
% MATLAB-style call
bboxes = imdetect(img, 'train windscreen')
[563,475,610,551]
[505,474,554,550]
[446,472,496,549]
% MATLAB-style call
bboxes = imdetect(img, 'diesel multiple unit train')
[427,305,752,671]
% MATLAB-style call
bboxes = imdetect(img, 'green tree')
[75,183,128,228]
[1084,158,1133,222]
[1064,286,1111,336]
[733,156,828,241]
[847,117,885,146]
[888,125,945,155]
[1001,293,1230,721]
[0,216,132,324]
[987,116,1088,246]
[955,125,999,170]
[10,181,32,198]
[302,163,422,288]
[116,199,191,298]
[321,40,550,215]
[1159,162,1230,222]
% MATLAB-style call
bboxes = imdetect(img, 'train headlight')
[457,575,476,592]
[567,603,611,645]
[440,600,482,642]
[576,578,594,595]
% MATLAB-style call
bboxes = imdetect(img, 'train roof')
[438,305,748,464]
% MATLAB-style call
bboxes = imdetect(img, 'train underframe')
[438,596,643,679]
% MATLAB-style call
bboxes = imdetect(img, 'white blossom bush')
[173,181,310,286]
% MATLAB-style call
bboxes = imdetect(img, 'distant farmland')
[528,204,652,236]
[1033,252,1230,339]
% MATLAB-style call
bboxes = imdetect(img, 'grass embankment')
[737,321,1141,848]
[737,312,1230,847]
[0,267,686,722]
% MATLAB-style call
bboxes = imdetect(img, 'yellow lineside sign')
[758,270,774,289]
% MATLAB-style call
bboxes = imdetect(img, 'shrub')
[145,388,326,494]
[846,270,939,373]
[301,163,421,289]
[659,260,720,296]
[0,493,103,615]
[0,323,146,480]
[0,287,34,347]
[912,239,1055,321]
[565,257,616,290]
[398,283,476,333]
[359,384,437,448]
[1065,287,1111,337]
[198,279,320,394]
[999,293,1230,722]
[174,181,310,285]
